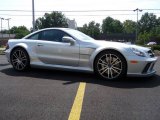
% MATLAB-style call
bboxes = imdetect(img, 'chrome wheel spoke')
[100,68,108,75]
[18,63,21,70]
[111,58,118,64]
[13,52,19,59]
[110,68,113,79]
[111,67,121,75]
[98,59,108,66]
[109,54,112,64]
[18,50,21,58]
[112,66,122,71]
[12,59,18,64]
[98,62,107,67]
[20,62,25,68]
[21,56,27,60]
[20,50,24,58]
[105,55,109,64]
[107,68,110,78]
[15,63,20,70]
[112,60,121,66]
[99,66,108,72]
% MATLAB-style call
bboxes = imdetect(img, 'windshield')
[66,29,95,41]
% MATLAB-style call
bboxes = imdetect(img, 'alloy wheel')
[97,53,123,79]
[11,49,28,71]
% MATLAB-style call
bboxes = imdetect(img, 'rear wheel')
[10,48,30,71]
[94,50,127,80]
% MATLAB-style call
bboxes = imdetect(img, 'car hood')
[92,40,150,52]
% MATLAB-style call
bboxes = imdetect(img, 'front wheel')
[10,48,30,71]
[94,50,127,80]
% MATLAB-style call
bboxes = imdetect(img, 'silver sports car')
[5,28,157,80]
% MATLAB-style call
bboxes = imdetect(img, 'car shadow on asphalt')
[1,67,160,89]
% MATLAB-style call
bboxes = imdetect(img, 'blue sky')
[0,0,160,30]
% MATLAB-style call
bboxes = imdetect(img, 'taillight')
[5,43,9,50]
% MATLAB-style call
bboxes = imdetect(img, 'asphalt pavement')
[0,55,160,120]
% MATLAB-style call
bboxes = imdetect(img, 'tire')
[94,50,127,80]
[10,47,30,71]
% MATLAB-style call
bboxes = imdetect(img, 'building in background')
[0,33,15,46]
[67,19,77,29]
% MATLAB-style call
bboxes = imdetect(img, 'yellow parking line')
[68,82,86,120]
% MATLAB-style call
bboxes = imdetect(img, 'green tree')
[87,21,100,39]
[35,11,68,30]
[157,17,160,25]
[10,26,30,39]
[137,13,160,45]
[123,20,136,34]
[78,21,100,39]
[155,17,160,36]
[102,17,123,34]
[137,31,152,45]
[139,12,157,33]
[78,24,88,34]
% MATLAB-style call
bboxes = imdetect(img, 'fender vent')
[148,50,154,57]
[142,63,151,73]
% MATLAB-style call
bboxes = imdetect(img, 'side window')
[40,30,54,41]
[40,29,71,42]
[27,33,40,40]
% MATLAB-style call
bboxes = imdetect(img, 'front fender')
[9,43,30,61]
[89,46,130,70]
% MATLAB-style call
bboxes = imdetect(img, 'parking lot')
[0,55,160,120]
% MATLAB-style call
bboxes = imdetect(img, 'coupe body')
[5,28,157,80]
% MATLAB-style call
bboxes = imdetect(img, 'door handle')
[37,43,43,46]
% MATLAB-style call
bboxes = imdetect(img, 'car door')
[35,29,79,66]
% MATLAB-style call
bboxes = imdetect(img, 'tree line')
[78,13,160,44]
[2,11,160,45]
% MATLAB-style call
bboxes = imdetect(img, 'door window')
[26,32,40,40]
[40,29,71,42]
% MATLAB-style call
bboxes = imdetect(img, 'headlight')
[131,48,146,57]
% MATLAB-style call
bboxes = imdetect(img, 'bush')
[0,47,5,55]
[152,45,160,51]
[143,45,160,51]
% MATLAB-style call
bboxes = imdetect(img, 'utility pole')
[32,0,35,32]
[133,8,142,43]
[0,17,4,38]
[5,18,11,38]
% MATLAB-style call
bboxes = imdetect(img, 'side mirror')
[62,36,75,46]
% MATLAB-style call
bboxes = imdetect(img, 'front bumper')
[127,56,157,77]
[4,49,11,63]
[127,70,156,77]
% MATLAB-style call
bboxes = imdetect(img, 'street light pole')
[133,8,142,43]
[32,0,35,32]
[0,17,4,38]
[5,18,11,38]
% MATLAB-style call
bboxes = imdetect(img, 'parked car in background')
[147,42,157,45]
[5,28,157,80]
